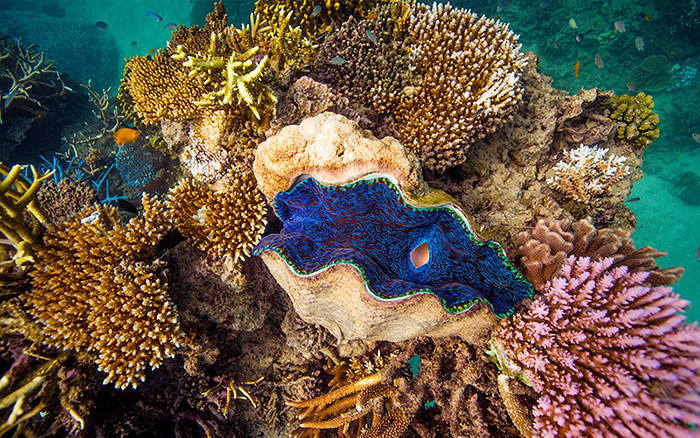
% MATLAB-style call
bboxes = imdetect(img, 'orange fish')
[149,48,156,54]
[112,127,141,145]
[365,12,378,19]
[574,60,581,77]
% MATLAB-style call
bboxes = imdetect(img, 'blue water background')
[1,0,697,322]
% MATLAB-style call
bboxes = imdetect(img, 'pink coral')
[492,255,700,437]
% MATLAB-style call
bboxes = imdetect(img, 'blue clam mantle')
[254,177,532,317]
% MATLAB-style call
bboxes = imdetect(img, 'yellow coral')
[23,194,184,390]
[609,92,659,147]
[0,164,53,274]
[546,144,630,203]
[167,173,267,263]
[123,50,207,124]
[392,2,527,171]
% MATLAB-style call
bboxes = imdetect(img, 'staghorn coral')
[516,218,684,291]
[0,164,53,276]
[23,195,184,390]
[391,2,527,171]
[546,144,630,203]
[608,92,660,148]
[490,255,700,437]
[167,173,267,264]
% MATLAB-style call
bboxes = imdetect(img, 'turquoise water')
[1,0,698,317]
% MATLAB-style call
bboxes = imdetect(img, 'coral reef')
[0,164,53,277]
[167,173,268,264]
[608,92,660,148]
[628,55,675,92]
[667,64,698,91]
[554,88,614,146]
[546,144,631,203]
[392,2,527,171]
[23,195,184,389]
[516,218,684,291]
[36,178,98,224]
[490,254,700,437]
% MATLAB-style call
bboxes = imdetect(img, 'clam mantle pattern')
[254,176,533,318]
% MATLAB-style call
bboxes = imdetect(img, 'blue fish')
[312,5,322,17]
[142,9,163,23]
[366,29,379,47]
[329,56,347,65]
[165,22,177,30]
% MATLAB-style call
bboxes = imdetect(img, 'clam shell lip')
[254,176,533,318]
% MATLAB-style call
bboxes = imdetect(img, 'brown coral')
[608,92,660,147]
[392,2,527,171]
[167,173,267,264]
[23,194,183,389]
[516,219,684,290]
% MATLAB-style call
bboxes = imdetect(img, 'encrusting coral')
[546,144,630,203]
[167,173,268,264]
[23,195,184,390]
[0,164,54,277]
[391,2,527,171]
[490,254,700,437]
[608,92,660,148]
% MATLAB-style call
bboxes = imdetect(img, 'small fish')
[130,40,137,46]
[635,36,644,51]
[142,9,163,23]
[595,53,604,68]
[693,133,700,143]
[165,22,177,30]
[312,5,322,17]
[113,127,141,146]
[638,12,650,21]
[576,32,585,43]
[366,29,379,47]
[149,48,156,54]
[497,3,505,12]
[569,18,578,29]
[574,60,581,77]
[316,30,329,40]
[614,20,626,33]
[116,198,139,214]
[95,21,108,31]
[472,108,484,118]
[626,81,638,92]
[365,12,378,19]
[329,56,347,65]
[553,41,561,49]
[624,196,641,203]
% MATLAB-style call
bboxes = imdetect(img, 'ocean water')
[1,0,697,314]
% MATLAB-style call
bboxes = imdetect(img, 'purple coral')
[492,255,700,437]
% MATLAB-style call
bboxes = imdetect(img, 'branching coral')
[490,255,700,437]
[391,2,527,171]
[608,92,660,148]
[0,164,53,276]
[167,173,267,264]
[516,218,684,291]
[23,195,184,389]
[546,144,630,203]
[0,38,69,124]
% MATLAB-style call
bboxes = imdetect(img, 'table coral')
[392,2,527,171]
[167,173,267,264]
[546,144,630,203]
[256,176,532,317]
[608,92,660,148]
[490,254,700,437]
[23,195,184,390]
[628,55,674,93]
